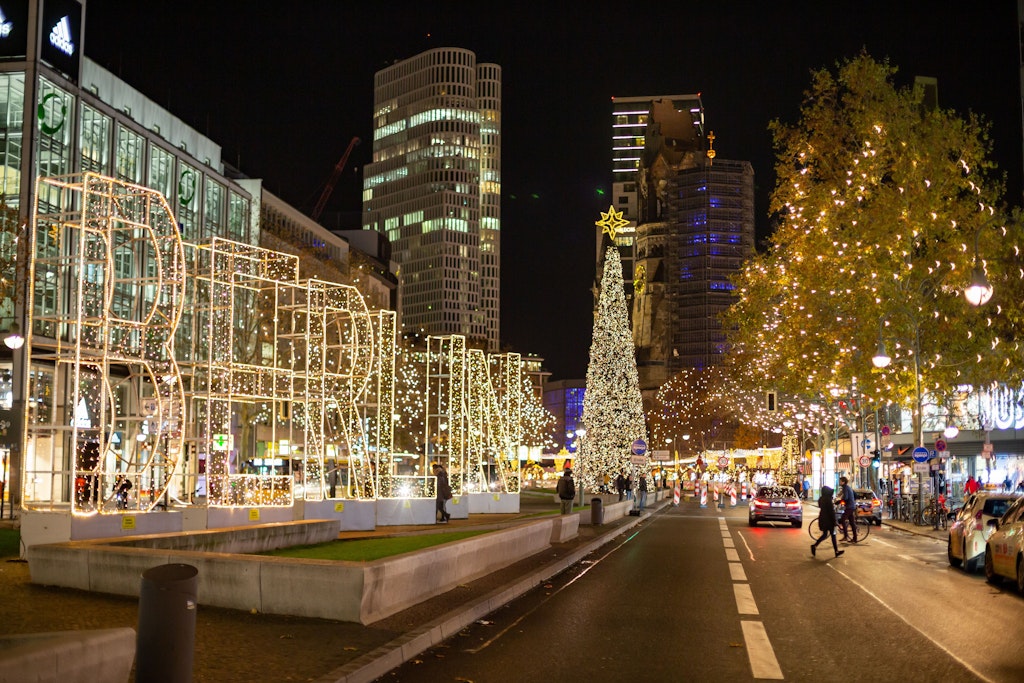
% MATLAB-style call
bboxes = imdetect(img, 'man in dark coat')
[433,463,451,522]
[556,468,576,515]
[810,485,844,558]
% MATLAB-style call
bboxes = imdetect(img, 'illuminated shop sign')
[0,1,28,59]
[39,0,81,81]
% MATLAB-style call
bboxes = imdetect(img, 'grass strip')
[264,529,490,561]
[0,528,19,558]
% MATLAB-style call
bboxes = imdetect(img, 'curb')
[316,506,657,683]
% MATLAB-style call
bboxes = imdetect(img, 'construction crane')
[310,136,361,222]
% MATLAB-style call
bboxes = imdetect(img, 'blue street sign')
[631,439,647,456]
[912,446,930,463]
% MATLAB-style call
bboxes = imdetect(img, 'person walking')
[811,485,844,558]
[433,463,452,523]
[615,472,626,501]
[556,468,576,515]
[964,474,979,496]
[837,475,858,542]
[637,473,649,511]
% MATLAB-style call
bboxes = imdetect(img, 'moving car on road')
[949,492,1019,572]
[984,495,1024,592]
[748,485,802,528]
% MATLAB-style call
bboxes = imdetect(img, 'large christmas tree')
[580,246,648,492]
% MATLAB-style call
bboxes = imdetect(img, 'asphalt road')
[380,501,1024,682]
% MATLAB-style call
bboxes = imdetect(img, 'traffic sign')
[630,454,647,466]
[717,455,729,468]
[631,439,647,456]
[912,462,930,474]
[858,455,871,467]
[935,439,947,452]
[912,446,930,463]
[881,425,891,436]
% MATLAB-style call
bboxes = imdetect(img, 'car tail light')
[785,501,801,509]
[872,498,881,508]
[752,498,770,508]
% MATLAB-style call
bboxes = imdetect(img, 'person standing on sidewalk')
[811,485,844,558]
[433,463,452,523]
[837,476,858,542]
[637,473,649,511]
[615,472,626,501]
[556,468,576,515]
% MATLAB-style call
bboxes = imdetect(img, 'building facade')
[362,47,501,351]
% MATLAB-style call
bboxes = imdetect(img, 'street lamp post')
[873,319,926,524]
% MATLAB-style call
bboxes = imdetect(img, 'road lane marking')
[871,537,895,548]
[725,548,740,562]
[734,583,758,614]
[741,620,784,679]
[827,563,995,683]
[724,537,735,548]
[729,562,746,581]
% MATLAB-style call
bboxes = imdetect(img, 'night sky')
[83,1,1022,381]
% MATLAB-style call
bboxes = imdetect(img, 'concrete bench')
[0,628,135,683]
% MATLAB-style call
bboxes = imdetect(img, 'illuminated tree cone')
[580,247,648,492]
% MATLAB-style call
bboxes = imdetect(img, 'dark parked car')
[748,485,802,528]
[852,488,883,526]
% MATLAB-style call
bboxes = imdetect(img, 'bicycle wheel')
[854,517,871,541]
[807,516,824,539]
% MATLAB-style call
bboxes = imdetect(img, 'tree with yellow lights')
[580,246,647,491]
[649,366,769,457]
[724,53,1024,441]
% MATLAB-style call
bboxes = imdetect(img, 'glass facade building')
[362,48,501,351]
[0,0,256,512]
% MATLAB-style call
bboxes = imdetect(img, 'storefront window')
[203,177,224,240]
[114,124,144,184]
[177,161,200,241]
[228,191,249,242]
[79,104,111,174]
[36,78,74,210]
[0,72,24,205]
[147,144,174,207]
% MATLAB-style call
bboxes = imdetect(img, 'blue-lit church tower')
[631,99,754,387]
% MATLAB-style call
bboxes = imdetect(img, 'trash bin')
[137,563,198,683]
[591,497,604,525]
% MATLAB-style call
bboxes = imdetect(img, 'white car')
[984,496,1024,592]
[948,492,1020,572]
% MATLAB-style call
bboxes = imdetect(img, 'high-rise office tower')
[605,95,704,316]
[363,48,501,350]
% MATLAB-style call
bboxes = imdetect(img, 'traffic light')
[871,449,881,468]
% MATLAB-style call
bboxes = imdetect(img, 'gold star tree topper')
[595,205,630,242]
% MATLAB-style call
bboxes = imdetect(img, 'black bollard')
[591,497,604,525]
[136,563,198,683]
